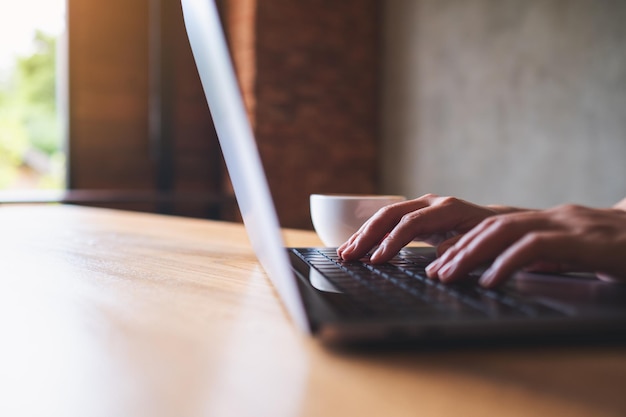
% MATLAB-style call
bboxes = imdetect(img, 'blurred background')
[1,0,625,229]
[380,1,626,210]
[0,0,66,190]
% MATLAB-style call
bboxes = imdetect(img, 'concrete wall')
[380,0,626,209]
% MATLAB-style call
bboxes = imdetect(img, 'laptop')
[181,0,626,345]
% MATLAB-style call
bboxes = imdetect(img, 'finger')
[338,198,433,259]
[337,233,359,254]
[434,221,509,283]
[427,217,502,278]
[342,193,494,262]
[436,214,552,283]
[435,234,463,256]
[478,231,582,287]
[370,199,483,263]
[425,235,464,279]
[404,195,496,238]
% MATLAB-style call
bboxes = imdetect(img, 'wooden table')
[1,205,625,417]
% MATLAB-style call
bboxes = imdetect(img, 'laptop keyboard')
[291,247,566,319]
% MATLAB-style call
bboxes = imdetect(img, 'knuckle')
[481,215,506,229]
[520,232,545,246]
[421,193,439,200]
[553,203,583,213]
[437,196,459,207]
[399,210,422,226]
[376,204,397,218]
[517,232,560,258]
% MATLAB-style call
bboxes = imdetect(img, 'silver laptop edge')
[181,0,310,332]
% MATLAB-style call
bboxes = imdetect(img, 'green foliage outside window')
[0,30,65,189]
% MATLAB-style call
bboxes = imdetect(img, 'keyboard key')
[290,248,565,319]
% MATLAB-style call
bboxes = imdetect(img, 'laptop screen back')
[181,0,309,331]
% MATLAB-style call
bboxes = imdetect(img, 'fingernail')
[339,242,356,256]
[479,268,495,287]
[425,261,439,277]
[370,244,386,262]
[438,262,455,281]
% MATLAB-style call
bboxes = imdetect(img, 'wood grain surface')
[1,205,625,417]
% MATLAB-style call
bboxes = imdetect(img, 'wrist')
[487,205,529,215]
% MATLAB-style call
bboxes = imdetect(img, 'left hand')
[338,194,501,262]
[426,204,626,287]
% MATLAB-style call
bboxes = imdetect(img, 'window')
[0,0,66,190]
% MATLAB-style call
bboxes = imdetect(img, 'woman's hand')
[425,204,626,287]
[337,194,520,262]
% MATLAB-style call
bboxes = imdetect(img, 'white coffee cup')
[310,194,406,247]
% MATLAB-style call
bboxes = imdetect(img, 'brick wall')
[225,0,381,228]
